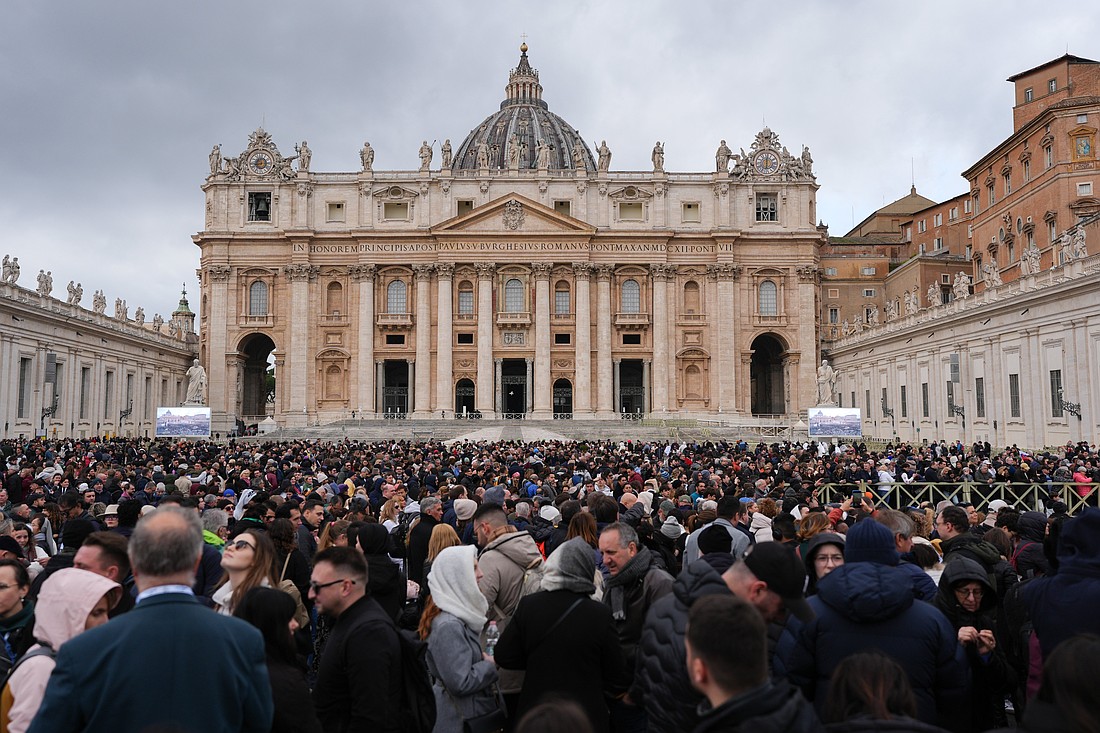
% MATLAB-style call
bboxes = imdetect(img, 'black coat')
[1010,512,1050,580]
[268,654,322,733]
[694,680,823,733]
[632,559,729,733]
[406,514,439,585]
[495,589,630,733]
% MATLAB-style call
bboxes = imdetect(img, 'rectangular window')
[881,387,888,416]
[385,334,405,345]
[905,226,912,241]
[1048,78,1057,93]
[80,368,90,419]
[828,307,839,324]
[964,198,972,214]
[934,237,943,250]
[458,290,474,315]
[755,194,777,222]
[1049,220,1057,244]
[1050,369,1063,418]
[553,200,571,217]
[900,385,908,418]
[618,202,644,221]
[865,389,871,415]
[1078,114,1088,124]
[555,289,570,315]
[17,357,32,419]
[823,268,837,276]
[554,333,571,345]
[1024,87,1033,102]
[457,200,474,216]
[160,378,168,407]
[1078,182,1093,196]
[622,334,641,345]
[861,267,877,276]
[862,288,876,297]
[917,220,926,234]
[975,377,986,418]
[247,192,271,222]
[1009,373,1021,417]
[145,376,152,419]
[933,213,942,226]
[987,184,995,206]
[681,202,701,223]
[949,353,960,384]
[1004,174,1012,195]
[1023,159,1031,182]
[383,202,410,220]
[949,207,958,221]
[919,243,926,254]
[326,202,345,222]
[850,392,855,411]
[921,382,929,418]
[1045,146,1053,169]
[946,381,955,412]
[456,333,474,345]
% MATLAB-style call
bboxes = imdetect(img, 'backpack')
[517,555,545,599]
[1,646,55,733]
[396,629,436,733]
[1010,541,1038,575]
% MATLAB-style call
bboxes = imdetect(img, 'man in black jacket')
[311,547,402,732]
[406,496,441,585]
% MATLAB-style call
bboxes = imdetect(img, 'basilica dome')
[451,44,597,174]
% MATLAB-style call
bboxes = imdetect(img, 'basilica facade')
[195,45,825,432]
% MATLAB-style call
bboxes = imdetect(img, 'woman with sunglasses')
[211,530,278,616]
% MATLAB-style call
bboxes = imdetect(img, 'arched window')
[758,280,777,316]
[621,279,640,313]
[683,280,700,313]
[386,280,407,314]
[249,281,268,316]
[504,278,524,312]
[554,281,570,315]
[457,281,474,315]
[326,281,344,314]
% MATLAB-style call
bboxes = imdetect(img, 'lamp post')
[120,398,133,437]
[1058,389,1082,419]
[40,392,59,437]
[881,397,896,439]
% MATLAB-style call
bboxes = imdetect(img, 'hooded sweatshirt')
[7,568,120,733]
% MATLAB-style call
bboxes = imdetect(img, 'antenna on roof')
[911,157,915,189]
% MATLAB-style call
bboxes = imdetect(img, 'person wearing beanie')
[783,517,967,729]
[452,498,477,523]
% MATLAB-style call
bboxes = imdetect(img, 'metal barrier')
[813,481,1094,514]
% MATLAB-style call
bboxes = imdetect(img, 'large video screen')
[155,407,212,438]
[808,407,863,439]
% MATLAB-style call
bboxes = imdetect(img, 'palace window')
[326,202,345,222]
[247,192,271,222]
[1004,173,1011,196]
[1078,182,1093,196]
[933,213,942,226]
[681,202,701,223]
[861,267,877,276]
[554,282,570,315]
[1023,159,1031,182]
[683,281,700,313]
[621,279,641,313]
[755,194,777,222]
[326,282,344,314]
[553,200,571,217]
[457,200,474,216]
[1048,78,1057,93]
[1009,374,1021,417]
[900,385,908,418]
[17,358,31,419]
[987,184,995,206]
[921,382,929,418]
[457,333,474,345]
[975,377,986,418]
[618,202,644,221]
[504,278,524,312]
[1044,145,1053,169]
[828,307,839,324]
[1024,87,1033,102]
[383,202,410,220]
[249,281,268,316]
[457,284,474,315]
[758,280,777,316]
[1050,369,1063,418]
[386,280,407,314]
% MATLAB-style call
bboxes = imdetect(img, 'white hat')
[539,505,562,524]
[987,499,1009,513]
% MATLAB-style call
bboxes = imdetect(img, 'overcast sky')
[2,0,1095,321]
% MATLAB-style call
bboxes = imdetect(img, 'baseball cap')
[987,499,1009,513]
[741,542,813,622]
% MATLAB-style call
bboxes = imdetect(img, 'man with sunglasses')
[311,546,402,732]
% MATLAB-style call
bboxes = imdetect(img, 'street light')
[1058,389,1082,419]
[41,392,59,436]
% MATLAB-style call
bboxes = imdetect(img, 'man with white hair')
[971,499,1008,538]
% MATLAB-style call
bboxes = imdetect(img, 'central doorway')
[501,359,527,418]
[750,334,786,415]
[383,360,409,417]
[553,378,573,419]
[454,378,476,417]
[619,359,645,417]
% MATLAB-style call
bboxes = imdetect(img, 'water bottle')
[485,621,500,657]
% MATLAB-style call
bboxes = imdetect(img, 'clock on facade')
[754,151,779,175]
[249,151,274,175]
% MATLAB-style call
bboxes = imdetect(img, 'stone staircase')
[244,417,803,444]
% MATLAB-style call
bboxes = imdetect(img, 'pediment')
[608,185,654,202]
[372,185,420,201]
[432,194,595,235]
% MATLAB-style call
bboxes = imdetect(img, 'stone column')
[613,358,621,414]
[642,359,651,414]
[713,264,741,413]
[651,264,671,414]
[408,359,415,414]
[435,264,454,418]
[795,266,820,413]
[595,264,615,418]
[412,265,433,417]
[740,352,753,414]
[494,358,503,414]
[351,264,376,415]
[531,263,553,418]
[525,358,533,414]
[476,264,496,417]
[283,263,317,425]
[375,360,384,416]
[205,265,232,431]
[572,263,593,417]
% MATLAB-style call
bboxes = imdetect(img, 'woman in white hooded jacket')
[4,567,121,733]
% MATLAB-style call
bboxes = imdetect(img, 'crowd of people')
[1,434,1099,733]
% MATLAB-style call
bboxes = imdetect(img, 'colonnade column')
[203,265,232,431]
[412,265,433,417]
[650,264,671,414]
[532,263,552,418]
[435,264,454,418]
[475,264,496,417]
[283,263,317,425]
[351,264,376,415]
[642,359,651,414]
[525,358,533,414]
[494,358,503,414]
[613,358,621,414]
[375,361,384,416]
[714,264,740,412]
[595,264,614,418]
[572,263,593,417]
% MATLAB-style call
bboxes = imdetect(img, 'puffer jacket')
[1020,508,1100,659]
[7,568,120,733]
[695,679,824,733]
[941,533,1018,600]
[632,559,729,733]
[751,512,774,543]
[1010,512,1049,580]
[783,562,967,731]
